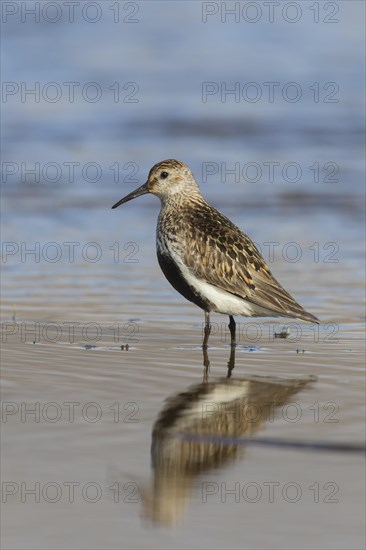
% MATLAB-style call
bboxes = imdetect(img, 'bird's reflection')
[142,355,315,526]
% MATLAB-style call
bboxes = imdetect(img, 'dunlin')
[112,159,318,347]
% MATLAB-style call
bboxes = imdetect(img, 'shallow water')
[2,320,365,549]
[1,1,365,549]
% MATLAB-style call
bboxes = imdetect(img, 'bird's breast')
[156,212,185,256]
[156,230,183,263]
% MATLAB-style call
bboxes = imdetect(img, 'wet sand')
[2,311,365,548]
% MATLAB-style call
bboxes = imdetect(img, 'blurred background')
[1,2,365,549]
[2,0,365,322]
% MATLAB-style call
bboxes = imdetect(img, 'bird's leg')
[202,346,210,383]
[227,344,236,378]
[228,315,236,348]
[201,312,211,382]
[202,311,211,349]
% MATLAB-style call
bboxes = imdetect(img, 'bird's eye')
[160,171,169,179]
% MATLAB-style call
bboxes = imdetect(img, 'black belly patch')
[157,251,213,311]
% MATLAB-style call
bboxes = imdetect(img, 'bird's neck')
[159,189,207,211]
[157,192,211,238]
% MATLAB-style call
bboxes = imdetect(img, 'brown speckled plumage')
[112,159,319,346]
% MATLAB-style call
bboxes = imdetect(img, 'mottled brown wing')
[182,205,318,323]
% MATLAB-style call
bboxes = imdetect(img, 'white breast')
[162,238,278,317]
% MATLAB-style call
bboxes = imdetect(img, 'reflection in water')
[142,355,315,526]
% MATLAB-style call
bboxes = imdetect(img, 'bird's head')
[112,159,199,208]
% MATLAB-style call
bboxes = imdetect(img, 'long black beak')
[111,182,149,209]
